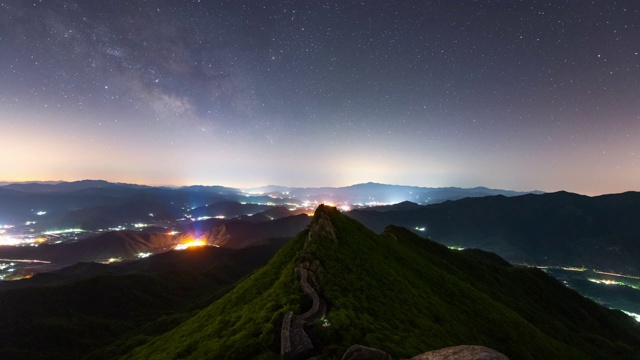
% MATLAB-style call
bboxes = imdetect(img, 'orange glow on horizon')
[175,239,207,250]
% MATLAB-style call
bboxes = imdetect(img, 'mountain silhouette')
[348,191,640,275]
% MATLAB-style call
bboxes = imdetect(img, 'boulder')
[342,344,392,360]
[410,345,508,360]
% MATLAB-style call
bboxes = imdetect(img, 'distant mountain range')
[0,180,148,193]
[2,179,639,282]
[348,191,640,276]
[0,179,541,228]
[0,180,242,227]
[245,181,542,205]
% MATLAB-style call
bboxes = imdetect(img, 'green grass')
[305,206,640,359]
[121,233,307,360]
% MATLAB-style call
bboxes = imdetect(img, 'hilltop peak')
[308,204,338,243]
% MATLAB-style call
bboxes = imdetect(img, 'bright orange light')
[175,239,207,250]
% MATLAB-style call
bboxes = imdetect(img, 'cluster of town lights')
[174,239,207,250]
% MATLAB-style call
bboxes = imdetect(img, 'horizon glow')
[1,2,640,196]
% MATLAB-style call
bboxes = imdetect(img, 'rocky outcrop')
[307,205,337,243]
[410,345,508,360]
[338,344,508,360]
[341,345,392,360]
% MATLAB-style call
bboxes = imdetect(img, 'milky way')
[1,1,639,194]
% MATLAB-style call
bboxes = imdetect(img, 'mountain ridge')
[348,191,640,276]
[119,205,640,359]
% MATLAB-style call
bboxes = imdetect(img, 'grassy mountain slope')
[124,205,640,359]
[121,233,306,360]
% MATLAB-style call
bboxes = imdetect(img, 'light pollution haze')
[1,1,639,195]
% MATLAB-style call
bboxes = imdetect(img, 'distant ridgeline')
[121,205,640,359]
[349,191,640,276]
[0,180,537,229]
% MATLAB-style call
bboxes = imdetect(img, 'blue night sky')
[1,1,639,195]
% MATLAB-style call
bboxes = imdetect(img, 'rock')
[310,259,320,272]
[307,205,337,243]
[342,345,392,360]
[410,345,508,360]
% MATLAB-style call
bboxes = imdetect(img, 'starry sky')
[1,1,639,195]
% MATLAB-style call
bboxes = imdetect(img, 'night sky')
[1,1,639,195]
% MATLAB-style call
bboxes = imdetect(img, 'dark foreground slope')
[0,238,290,360]
[123,205,640,359]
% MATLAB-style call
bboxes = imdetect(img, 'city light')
[0,235,48,246]
[175,239,207,250]
[561,266,587,272]
[43,228,84,235]
[588,278,623,286]
[622,311,640,322]
[587,278,640,291]
[0,259,50,263]
[594,270,640,280]
[0,236,20,246]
